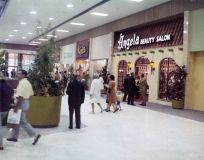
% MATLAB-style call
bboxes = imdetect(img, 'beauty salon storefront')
[112,16,185,106]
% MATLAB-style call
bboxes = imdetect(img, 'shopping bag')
[7,109,22,128]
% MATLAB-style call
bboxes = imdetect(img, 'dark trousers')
[69,106,81,128]
[123,90,128,102]
[128,92,135,105]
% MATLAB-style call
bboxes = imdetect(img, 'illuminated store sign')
[117,33,172,50]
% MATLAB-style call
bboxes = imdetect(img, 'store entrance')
[117,60,128,91]
[135,57,150,78]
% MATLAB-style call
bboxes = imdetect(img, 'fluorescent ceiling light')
[66,4,73,8]
[39,38,48,41]
[91,12,108,16]
[29,43,38,45]
[31,41,41,44]
[22,37,27,39]
[36,26,42,29]
[13,29,19,32]
[47,34,57,37]
[49,17,54,21]
[9,34,14,37]
[56,29,69,33]
[30,11,37,14]
[28,32,33,35]
[5,39,9,41]
[129,0,143,2]
[70,22,85,26]
[20,22,27,25]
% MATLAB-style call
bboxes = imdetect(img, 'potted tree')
[27,37,65,127]
[169,65,187,109]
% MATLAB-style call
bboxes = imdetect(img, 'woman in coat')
[0,72,14,150]
[139,74,148,106]
[105,75,119,113]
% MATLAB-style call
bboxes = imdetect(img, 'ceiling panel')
[0,0,170,45]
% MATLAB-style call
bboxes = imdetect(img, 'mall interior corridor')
[1,95,204,160]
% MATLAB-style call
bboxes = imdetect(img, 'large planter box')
[172,100,184,109]
[27,96,62,128]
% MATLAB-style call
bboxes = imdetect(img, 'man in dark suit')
[66,73,85,129]
[128,72,136,105]
[123,74,129,102]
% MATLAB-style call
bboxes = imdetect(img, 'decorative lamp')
[149,60,155,75]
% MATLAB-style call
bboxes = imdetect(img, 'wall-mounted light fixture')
[150,51,155,54]
[127,61,133,71]
[168,48,174,52]
[142,51,147,54]
[149,60,155,75]
[135,52,139,55]
[128,53,133,55]
[122,53,126,56]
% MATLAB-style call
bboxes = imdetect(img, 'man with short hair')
[66,72,85,129]
[7,70,40,145]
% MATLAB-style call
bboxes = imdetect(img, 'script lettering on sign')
[117,33,172,50]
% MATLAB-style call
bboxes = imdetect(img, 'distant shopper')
[90,74,103,113]
[105,75,119,113]
[123,74,129,102]
[128,72,136,105]
[66,72,85,129]
[139,74,148,106]
[7,70,40,145]
[11,69,16,78]
[0,72,13,150]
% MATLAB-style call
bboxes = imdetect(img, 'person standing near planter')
[7,70,40,145]
[0,72,14,150]
[139,74,148,106]
[66,72,85,129]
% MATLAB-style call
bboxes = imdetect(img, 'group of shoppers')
[123,73,148,106]
[0,70,41,150]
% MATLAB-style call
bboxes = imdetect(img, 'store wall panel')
[186,52,204,111]
[61,43,76,64]
[91,34,111,60]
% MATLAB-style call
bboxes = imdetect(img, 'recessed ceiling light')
[28,32,33,35]
[56,29,69,33]
[5,39,9,41]
[13,29,19,32]
[129,0,143,2]
[29,43,38,45]
[39,38,48,41]
[20,22,27,25]
[22,37,27,39]
[9,34,14,37]
[70,22,85,26]
[66,4,73,8]
[91,12,108,16]
[36,26,42,29]
[47,34,57,37]
[49,17,54,21]
[29,11,37,14]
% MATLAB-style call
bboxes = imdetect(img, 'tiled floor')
[1,95,204,160]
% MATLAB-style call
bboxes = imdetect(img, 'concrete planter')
[27,96,62,128]
[172,100,184,109]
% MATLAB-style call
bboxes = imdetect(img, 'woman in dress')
[90,74,103,113]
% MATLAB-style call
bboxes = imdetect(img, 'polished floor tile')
[1,95,204,160]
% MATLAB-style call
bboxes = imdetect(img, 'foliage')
[28,38,64,96]
[168,65,187,100]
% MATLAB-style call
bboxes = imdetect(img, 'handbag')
[7,109,22,128]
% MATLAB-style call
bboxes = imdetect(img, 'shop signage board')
[118,33,172,50]
[76,39,89,60]
[114,17,183,52]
